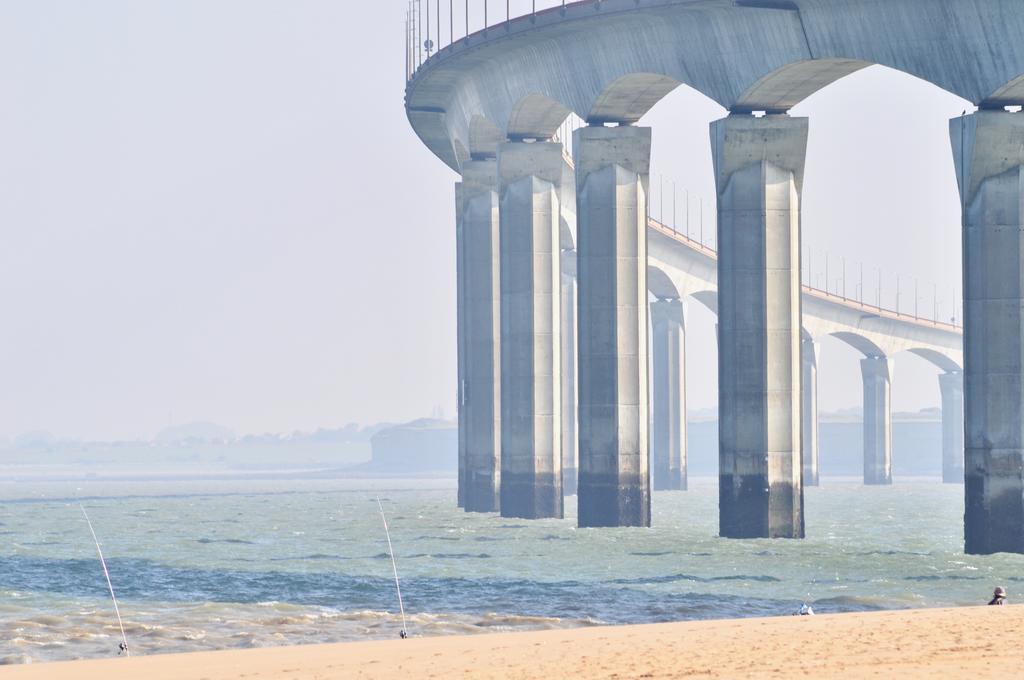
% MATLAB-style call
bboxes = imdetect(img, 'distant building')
[369,418,456,473]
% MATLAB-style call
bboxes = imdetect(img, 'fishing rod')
[80,504,131,657]
[375,496,409,639]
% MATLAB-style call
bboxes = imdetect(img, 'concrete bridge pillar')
[711,113,806,539]
[456,159,501,512]
[573,124,651,527]
[951,110,1024,554]
[496,141,567,520]
[560,262,579,497]
[861,356,893,486]
[939,371,964,485]
[802,339,820,487]
[651,298,687,491]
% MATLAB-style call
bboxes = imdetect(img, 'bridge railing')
[406,1,588,83]
[647,218,962,333]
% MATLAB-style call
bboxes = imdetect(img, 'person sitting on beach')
[798,603,815,616]
[989,587,1007,606]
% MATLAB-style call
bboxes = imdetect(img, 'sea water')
[1,478,1022,664]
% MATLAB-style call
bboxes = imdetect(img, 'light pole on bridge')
[685,189,690,240]
[825,253,830,295]
[917,276,925,319]
[672,180,677,233]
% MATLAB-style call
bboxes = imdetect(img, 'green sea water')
[1,478,1021,664]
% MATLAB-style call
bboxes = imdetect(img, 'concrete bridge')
[643,217,963,492]
[405,0,1024,553]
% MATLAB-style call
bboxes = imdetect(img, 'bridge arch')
[507,93,572,141]
[906,347,962,373]
[689,290,718,315]
[734,58,872,113]
[647,265,681,301]
[468,116,504,159]
[986,73,1024,108]
[560,216,575,252]
[588,73,683,124]
[830,331,886,359]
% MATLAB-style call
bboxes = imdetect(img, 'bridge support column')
[561,263,579,496]
[651,298,687,491]
[712,114,806,539]
[861,356,893,486]
[456,160,501,512]
[573,125,651,527]
[952,110,1024,553]
[940,371,964,485]
[802,339,820,487]
[497,141,566,519]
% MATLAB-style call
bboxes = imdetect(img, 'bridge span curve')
[409,0,1024,554]
[406,0,1024,169]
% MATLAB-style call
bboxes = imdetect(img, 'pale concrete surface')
[456,160,502,512]
[560,266,579,497]
[426,0,990,547]
[497,141,566,519]
[802,338,820,487]
[861,355,894,486]
[939,371,964,485]
[574,125,651,527]
[713,114,806,539]
[647,227,964,372]
[407,0,1024,170]
[952,110,1024,554]
[651,298,687,491]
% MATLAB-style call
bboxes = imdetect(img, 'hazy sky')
[0,1,969,441]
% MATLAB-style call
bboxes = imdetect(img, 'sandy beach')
[3,605,1019,679]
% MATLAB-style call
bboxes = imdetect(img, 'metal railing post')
[699,197,703,247]
[659,174,664,224]
[685,189,690,239]
[672,180,677,233]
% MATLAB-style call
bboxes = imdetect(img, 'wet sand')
[4,605,1020,679]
